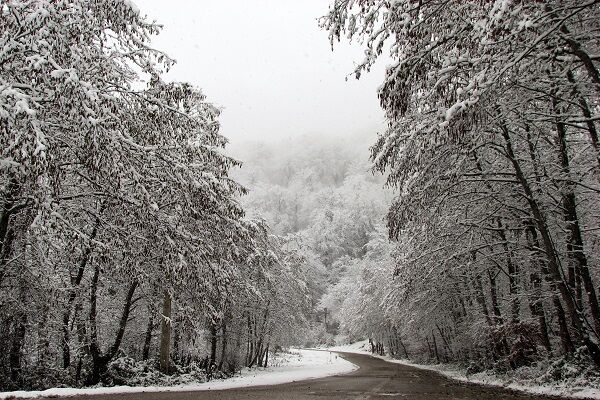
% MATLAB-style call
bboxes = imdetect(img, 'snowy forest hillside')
[228,135,392,343]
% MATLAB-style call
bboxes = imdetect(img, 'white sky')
[135,0,387,144]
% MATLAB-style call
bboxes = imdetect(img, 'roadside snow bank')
[386,359,600,400]
[329,340,371,355]
[0,348,357,399]
[330,341,600,399]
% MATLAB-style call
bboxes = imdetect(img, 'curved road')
[68,352,564,400]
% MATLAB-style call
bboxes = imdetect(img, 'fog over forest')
[2,1,600,399]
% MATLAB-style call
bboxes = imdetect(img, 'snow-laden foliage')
[229,136,393,343]
[321,0,600,378]
[0,0,310,390]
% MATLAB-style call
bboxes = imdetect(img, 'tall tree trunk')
[561,24,600,96]
[88,266,138,384]
[566,70,600,170]
[159,291,172,374]
[218,322,227,371]
[87,265,102,383]
[525,224,552,353]
[209,322,218,368]
[107,280,138,358]
[489,266,509,359]
[554,104,600,337]
[9,312,26,384]
[246,314,253,366]
[524,125,569,354]
[0,208,16,286]
[425,337,433,359]
[472,272,492,327]
[62,201,105,368]
[142,311,154,361]
[499,123,600,365]
[398,337,409,358]
[488,270,503,325]
[436,323,454,360]
[263,344,269,368]
[62,312,72,369]
[431,332,440,363]
[497,219,520,323]
[528,221,575,354]
[0,179,22,285]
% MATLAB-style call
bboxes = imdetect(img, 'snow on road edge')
[0,349,357,399]
[330,340,600,400]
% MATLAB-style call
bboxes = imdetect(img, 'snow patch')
[381,359,600,400]
[329,339,372,355]
[0,349,357,399]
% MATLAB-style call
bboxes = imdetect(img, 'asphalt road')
[67,352,564,400]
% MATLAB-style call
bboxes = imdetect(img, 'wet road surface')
[64,352,565,399]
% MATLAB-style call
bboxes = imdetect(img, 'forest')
[0,1,315,389]
[1,0,600,394]
[319,0,600,382]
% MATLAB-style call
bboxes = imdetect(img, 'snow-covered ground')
[330,340,600,400]
[0,349,357,399]
[329,340,372,355]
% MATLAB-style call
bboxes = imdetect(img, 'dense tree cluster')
[230,136,392,344]
[322,0,600,372]
[0,0,308,390]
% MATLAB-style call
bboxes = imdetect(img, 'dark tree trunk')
[431,332,440,363]
[488,270,503,325]
[159,291,172,374]
[497,219,520,323]
[142,312,154,361]
[209,322,218,368]
[88,266,139,384]
[561,24,600,96]
[263,345,269,368]
[0,209,16,286]
[398,337,409,359]
[499,122,600,366]
[9,313,26,383]
[62,201,105,368]
[554,104,600,337]
[528,221,575,354]
[425,337,433,359]
[62,312,72,369]
[554,295,576,355]
[0,179,22,283]
[472,273,492,327]
[246,314,253,366]
[436,323,454,360]
[566,70,600,169]
[218,322,227,371]
[525,224,552,353]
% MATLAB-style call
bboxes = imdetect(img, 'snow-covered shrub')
[541,348,600,386]
[18,365,72,391]
[304,324,334,347]
[104,357,219,387]
[105,357,163,386]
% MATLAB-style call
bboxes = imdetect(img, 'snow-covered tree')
[0,0,310,389]
[322,0,600,369]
